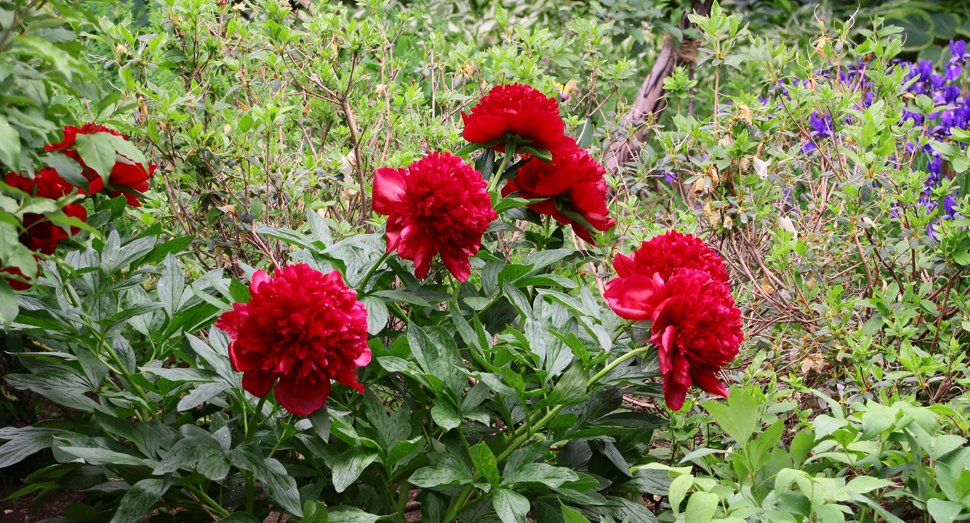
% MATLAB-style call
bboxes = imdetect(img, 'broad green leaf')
[303,500,329,523]
[535,360,586,410]
[669,474,694,514]
[74,133,115,182]
[701,386,760,446]
[0,277,18,323]
[309,404,330,442]
[110,478,167,523]
[561,504,592,523]
[685,492,718,523]
[493,488,529,523]
[328,507,381,523]
[470,442,500,488]
[502,463,578,489]
[0,115,21,171]
[332,446,379,493]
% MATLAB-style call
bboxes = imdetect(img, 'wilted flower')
[501,150,616,244]
[216,265,371,416]
[461,83,578,156]
[373,152,497,281]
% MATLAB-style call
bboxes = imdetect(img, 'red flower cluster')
[2,168,88,290]
[604,231,742,411]
[462,83,578,156]
[216,264,371,416]
[373,152,497,282]
[45,123,155,207]
[501,150,616,244]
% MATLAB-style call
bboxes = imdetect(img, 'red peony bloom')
[373,152,497,282]
[1,264,37,291]
[215,264,371,416]
[461,83,578,157]
[604,231,742,411]
[612,230,730,284]
[501,150,616,245]
[45,124,155,205]
[6,168,88,255]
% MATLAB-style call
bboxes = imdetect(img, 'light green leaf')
[74,133,115,182]
[669,474,694,514]
[111,478,167,523]
[470,442,500,488]
[332,446,379,493]
[561,504,592,523]
[685,492,719,523]
[701,386,760,445]
[493,488,529,523]
[0,115,21,171]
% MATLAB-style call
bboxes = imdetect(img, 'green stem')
[359,251,392,291]
[395,479,411,523]
[487,149,513,194]
[100,339,158,421]
[443,346,651,522]
[186,485,231,518]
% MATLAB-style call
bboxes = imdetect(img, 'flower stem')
[487,149,513,194]
[395,479,411,523]
[359,251,392,291]
[443,345,651,522]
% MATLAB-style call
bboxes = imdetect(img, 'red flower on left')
[215,264,372,416]
[45,123,155,207]
[2,168,88,290]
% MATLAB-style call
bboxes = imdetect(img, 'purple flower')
[950,40,969,64]
[946,63,962,81]
[918,60,935,82]
[931,73,946,91]
[661,171,678,183]
[945,84,961,104]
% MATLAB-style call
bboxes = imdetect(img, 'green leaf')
[668,474,694,514]
[0,277,18,323]
[927,499,965,523]
[309,404,330,442]
[470,442,500,488]
[685,492,718,523]
[0,428,66,468]
[561,504,592,523]
[0,115,21,172]
[303,500,329,523]
[430,402,461,431]
[332,446,379,493]
[409,458,473,488]
[110,478,167,523]
[362,295,388,335]
[502,463,578,488]
[231,443,302,516]
[494,488,529,523]
[328,507,381,523]
[535,360,586,411]
[701,385,760,446]
[74,133,115,182]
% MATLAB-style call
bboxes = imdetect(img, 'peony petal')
[570,221,596,245]
[613,253,636,278]
[533,169,577,197]
[662,354,692,411]
[242,370,276,398]
[384,215,403,252]
[409,236,438,279]
[354,347,372,367]
[440,249,472,282]
[332,367,365,393]
[274,374,332,416]
[463,114,510,143]
[510,110,565,143]
[251,270,270,294]
[691,365,729,398]
[538,135,579,157]
[603,274,662,321]
[527,199,559,216]
[373,167,408,215]
[568,183,609,214]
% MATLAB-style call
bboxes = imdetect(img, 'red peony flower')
[215,264,371,416]
[6,168,88,255]
[461,83,578,157]
[501,150,616,244]
[612,230,730,284]
[1,264,38,291]
[604,231,742,411]
[45,124,155,205]
[373,152,497,282]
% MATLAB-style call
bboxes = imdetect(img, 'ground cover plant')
[1,0,970,522]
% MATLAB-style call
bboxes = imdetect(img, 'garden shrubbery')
[1,1,969,523]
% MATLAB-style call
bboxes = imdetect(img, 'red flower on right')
[604,231,743,411]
